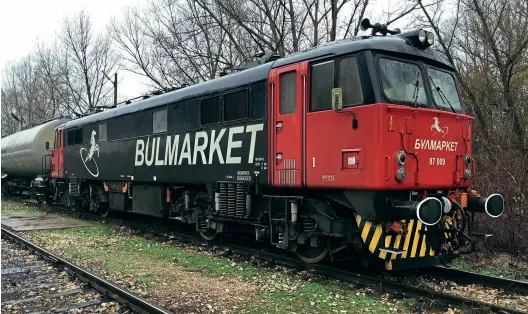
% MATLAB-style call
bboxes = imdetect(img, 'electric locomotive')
[5,19,505,270]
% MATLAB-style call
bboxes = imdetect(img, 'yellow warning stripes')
[354,214,438,263]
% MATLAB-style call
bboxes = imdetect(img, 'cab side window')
[338,56,363,106]
[309,56,363,112]
[310,61,334,112]
[279,71,297,114]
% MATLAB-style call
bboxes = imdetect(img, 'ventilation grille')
[218,182,247,218]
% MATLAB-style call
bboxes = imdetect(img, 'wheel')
[99,206,111,218]
[199,229,218,241]
[295,243,329,264]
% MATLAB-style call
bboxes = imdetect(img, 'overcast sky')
[0,0,148,101]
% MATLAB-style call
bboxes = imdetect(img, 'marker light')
[397,151,406,166]
[396,166,406,182]
[464,168,472,179]
[464,154,472,166]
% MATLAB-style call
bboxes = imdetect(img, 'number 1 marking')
[312,157,316,168]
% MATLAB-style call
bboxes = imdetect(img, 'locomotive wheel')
[296,244,329,264]
[199,229,219,241]
[99,206,111,218]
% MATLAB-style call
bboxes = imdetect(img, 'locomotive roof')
[64,35,453,130]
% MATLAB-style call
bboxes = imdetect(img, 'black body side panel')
[63,121,268,185]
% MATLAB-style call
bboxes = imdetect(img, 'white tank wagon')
[1,118,69,176]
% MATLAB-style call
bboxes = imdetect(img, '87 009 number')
[429,157,446,166]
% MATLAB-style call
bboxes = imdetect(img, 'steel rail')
[221,243,528,314]
[430,266,528,294]
[1,227,173,314]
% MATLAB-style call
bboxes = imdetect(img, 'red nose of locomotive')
[345,104,504,270]
[383,105,474,189]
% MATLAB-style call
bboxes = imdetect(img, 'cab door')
[270,63,305,187]
[58,128,64,177]
[51,129,59,178]
[51,128,65,178]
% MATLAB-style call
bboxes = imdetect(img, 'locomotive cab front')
[336,28,504,270]
[268,23,504,270]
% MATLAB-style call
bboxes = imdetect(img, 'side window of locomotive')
[279,71,296,114]
[200,96,221,125]
[74,129,83,145]
[338,56,363,106]
[310,60,335,112]
[67,129,83,145]
[224,89,249,121]
[171,101,199,131]
[153,109,167,133]
[67,130,74,146]
[98,123,107,142]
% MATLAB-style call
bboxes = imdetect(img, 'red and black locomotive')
[2,20,505,270]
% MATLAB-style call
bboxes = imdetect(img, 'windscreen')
[428,68,462,111]
[379,58,427,104]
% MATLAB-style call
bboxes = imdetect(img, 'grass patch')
[452,258,528,281]
[14,202,406,313]
[1,201,43,216]
[247,280,397,313]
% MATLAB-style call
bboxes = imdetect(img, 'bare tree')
[416,0,528,257]
[1,56,56,135]
[58,10,118,114]
[113,0,417,90]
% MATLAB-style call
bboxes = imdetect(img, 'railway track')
[1,226,172,314]
[5,198,528,314]
[427,266,528,294]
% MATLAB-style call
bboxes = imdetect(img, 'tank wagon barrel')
[1,118,70,197]
[2,119,68,175]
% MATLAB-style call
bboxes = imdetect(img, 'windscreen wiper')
[429,75,456,113]
[411,72,421,108]
[412,73,442,111]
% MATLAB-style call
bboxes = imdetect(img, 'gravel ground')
[1,237,127,313]
[380,272,528,312]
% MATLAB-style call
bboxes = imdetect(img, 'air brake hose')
[451,201,475,254]
[452,201,467,234]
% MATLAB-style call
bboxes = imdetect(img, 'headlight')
[464,168,472,179]
[418,29,426,43]
[397,151,406,166]
[396,166,406,182]
[426,32,434,45]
